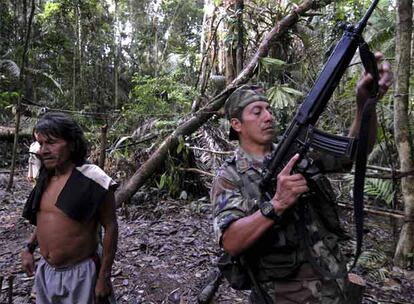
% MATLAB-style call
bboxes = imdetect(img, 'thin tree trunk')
[72,0,79,109]
[114,0,119,109]
[77,2,82,100]
[224,0,236,83]
[393,0,414,268]
[99,125,108,169]
[115,0,332,206]
[197,1,217,95]
[153,17,158,77]
[6,0,35,191]
[235,0,244,75]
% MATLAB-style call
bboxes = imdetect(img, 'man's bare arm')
[21,228,37,276]
[95,189,118,298]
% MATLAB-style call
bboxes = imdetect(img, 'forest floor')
[1,169,414,304]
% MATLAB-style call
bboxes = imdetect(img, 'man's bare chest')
[40,175,70,212]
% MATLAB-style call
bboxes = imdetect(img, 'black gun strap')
[351,97,377,269]
[351,41,380,269]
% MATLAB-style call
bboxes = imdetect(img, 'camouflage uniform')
[212,145,350,304]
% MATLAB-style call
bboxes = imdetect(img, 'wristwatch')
[259,201,280,222]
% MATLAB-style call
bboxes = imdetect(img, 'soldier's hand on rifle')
[356,52,393,107]
[272,154,309,215]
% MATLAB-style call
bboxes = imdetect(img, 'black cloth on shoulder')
[22,164,117,225]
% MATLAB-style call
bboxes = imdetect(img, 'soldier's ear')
[230,118,242,133]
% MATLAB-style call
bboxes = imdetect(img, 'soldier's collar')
[235,144,277,173]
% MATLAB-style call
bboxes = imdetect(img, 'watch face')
[262,203,274,215]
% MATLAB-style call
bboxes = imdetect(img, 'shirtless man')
[21,112,118,304]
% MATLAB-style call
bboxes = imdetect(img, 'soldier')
[211,55,392,303]
[21,112,118,304]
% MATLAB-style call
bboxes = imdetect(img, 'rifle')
[260,0,380,269]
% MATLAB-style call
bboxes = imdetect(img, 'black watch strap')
[259,201,280,222]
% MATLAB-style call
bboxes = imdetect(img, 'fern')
[364,178,394,205]
[357,249,390,282]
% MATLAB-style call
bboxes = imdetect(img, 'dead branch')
[186,145,234,155]
[177,167,215,178]
[0,126,32,141]
[338,202,404,219]
[115,0,332,207]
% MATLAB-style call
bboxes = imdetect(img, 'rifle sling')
[351,97,377,269]
[351,40,380,268]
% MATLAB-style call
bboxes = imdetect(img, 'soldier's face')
[231,101,275,146]
[34,132,73,170]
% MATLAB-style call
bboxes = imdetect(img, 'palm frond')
[267,84,303,109]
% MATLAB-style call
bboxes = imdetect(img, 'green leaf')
[364,178,394,205]
[159,173,166,189]
[260,57,286,73]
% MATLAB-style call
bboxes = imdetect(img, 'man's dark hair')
[33,112,88,165]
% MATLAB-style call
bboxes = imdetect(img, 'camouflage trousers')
[249,263,349,304]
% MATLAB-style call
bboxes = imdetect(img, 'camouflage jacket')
[211,144,349,283]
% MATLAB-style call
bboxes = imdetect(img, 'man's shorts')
[34,256,115,304]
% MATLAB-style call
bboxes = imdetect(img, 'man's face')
[34,132,72,170]
[230,101,275,146]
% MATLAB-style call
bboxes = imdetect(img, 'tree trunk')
[235,0,244,75]
[224,0,236,83]
[99,125,108,169]
[114,0,119,109]
[196,0,217,96]
[115,0,332,206]
[6,0,35,191]
[72,0,79,109]
[393,0,414,268]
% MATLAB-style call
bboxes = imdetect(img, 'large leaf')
[267,84,303,109]
[260,57,286,73]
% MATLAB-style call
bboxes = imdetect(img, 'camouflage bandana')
[225,84,269,140]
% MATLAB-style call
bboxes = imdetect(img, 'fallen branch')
[0,126,32,141]
[186,145,234,155]
[177,167,215,178]
[115,0,333,207]
[338,202,404,219]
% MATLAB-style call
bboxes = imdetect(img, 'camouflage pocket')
[256,251,299,280]
[217,253,251,290]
